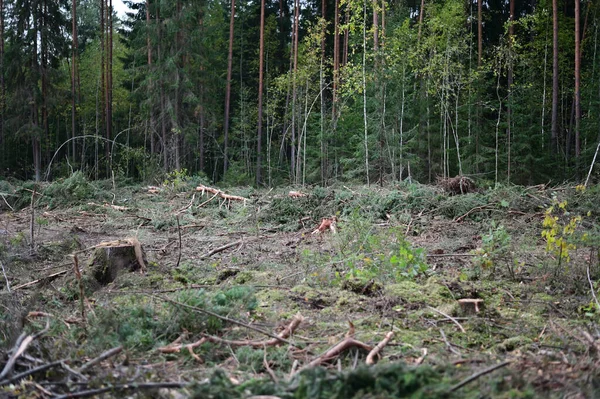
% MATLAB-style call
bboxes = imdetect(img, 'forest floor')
[0,176,599,398]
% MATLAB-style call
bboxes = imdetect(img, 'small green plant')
[163,168,190,191]
[303,210,428,286]
[475,221,514,278]
[541,199,584,265]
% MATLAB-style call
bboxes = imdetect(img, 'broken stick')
[365,331,394,365]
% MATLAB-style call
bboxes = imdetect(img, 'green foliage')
[305,210,428,286]
[84,287,257,353]
[192,363,450,399]
[475,222,517,279]
[43,172,107,207]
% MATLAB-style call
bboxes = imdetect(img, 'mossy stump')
[89,239,146,286]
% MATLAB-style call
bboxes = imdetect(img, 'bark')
[146,0,154,154]
[256,0,265,185]
[291,0,299,180]
[551,0,559,152]
[223,0,235,175]
[333,0,340,119]
[575,0,581,158]
[373,0,378,52]
[507,0,514,182]
[477,0,482,67]
[0,0,3,163]
[417,0,425,41]
[72,0,78,161]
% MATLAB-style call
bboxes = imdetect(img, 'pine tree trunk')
[362,0,369,186]
[507,0,514,182]
[146,0,154,154]
[575,0,581,159]
[256,0,265,185]
[223,0,235,175]
[477,0,482,67]
[0,0,3,167]
[417,0,425,41]
[320,0,326,185]
[291,0,299,182]
[551,0,559,153]
[71,0,78,163]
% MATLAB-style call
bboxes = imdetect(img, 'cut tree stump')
[88,238,147,285]
[458,299,484,315]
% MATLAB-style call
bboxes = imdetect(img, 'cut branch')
[449,361,511,392]
[366,331,394,365]
[302,337,373,370]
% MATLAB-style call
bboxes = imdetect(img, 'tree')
[256,0,265,185]
[551,0,559,153]
[223,0,235,175]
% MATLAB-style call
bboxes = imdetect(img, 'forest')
[0,0,598,186]
[1,0,600,398]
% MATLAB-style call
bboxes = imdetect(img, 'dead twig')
[175,215,182,269]
[148,294,295,346]
[202,313,304,348]
[427,306,466,333]
[0,359,66,385]
[263,346,279,383]
[587,251,600,312]
[449,361,511,392]
[415,348,428,365]
[366,331,394,365]
[454,204,496,223]
[200,240,243,259]
[440,329,461,356]
[158,337,206,354]
[52,382,189,399]
[78,346,123,373]
[73,255,86,321]
[12,270,68,291]
[175,193,196,214]
[0,319,50,380]
[302,337,373,370]
[29,185,36,254]
[1,260,10,292]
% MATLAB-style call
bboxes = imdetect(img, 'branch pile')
[438,176,477,195]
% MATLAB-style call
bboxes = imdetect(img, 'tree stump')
[458,298,484,315]
[89,238,146,286]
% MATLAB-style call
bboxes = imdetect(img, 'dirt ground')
[0,182,599,398]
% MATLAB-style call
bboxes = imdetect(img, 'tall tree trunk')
[72,0,78,163]
[0,0,5,166]
[507,0,514,182]
[291,0,299,181]
[551,0,559,153]
[477,0,482,66]
[362,0,369,185]
[156,5,167,170]
[417,0,425,41]
[100,0,107,173]
[373,0,378,51]
[343,8,349,66]
[574,0,581,159]
[146,0,154,154]
[333,0,339,120]
[223,0,235,175]
[107,0,113,171]
[256,0,265,185]
[41,0,49,177]
[320,0,327,185]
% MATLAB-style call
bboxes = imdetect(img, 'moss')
[496,336,533,352]
[385,278,453,307]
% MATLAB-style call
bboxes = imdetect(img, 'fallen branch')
[0,359,65,385]
[454,204,496,223]
[11,270,68,291]
[202,313,304,348]
[427,306,466,333]
[196,185,248,208]
[158,338,206,354]
[148,294,295,346]
[52,382,189,399]
[1,260,11,292]
[302,337,373,370]
[200,240,243,259]
[366,331,394,365]
[0,319,50,380]
[78,346,123,373]
[440,329,461,356]
[449,361,511,392]
[587,252,600,312]
[175,193,196,215]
